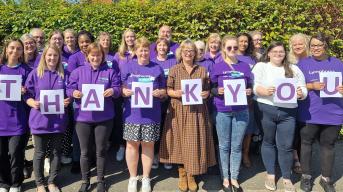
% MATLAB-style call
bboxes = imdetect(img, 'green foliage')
[0,0,342,58]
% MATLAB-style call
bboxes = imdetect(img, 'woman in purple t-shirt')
[114,29,136,70]
[122,37,166,192]
[298,33,343,192]
[0,39,31,192]
[20,34,39,69]
[25,44,70,192]
[236,32,258,169]
[205,33,222,64]
[211,35,252,192]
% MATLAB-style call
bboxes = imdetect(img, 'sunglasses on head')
[226,46,238,51]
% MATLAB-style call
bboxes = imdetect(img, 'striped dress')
[159,63,216,175]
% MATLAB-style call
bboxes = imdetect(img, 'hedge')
[0,0,342,58]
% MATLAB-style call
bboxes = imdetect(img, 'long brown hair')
[263,41,293,78]
[0,38,25,65]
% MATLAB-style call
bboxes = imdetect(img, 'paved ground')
[22,141,343,192]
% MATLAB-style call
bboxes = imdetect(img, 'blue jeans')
[258,102,296,179]
[216,110,249,180]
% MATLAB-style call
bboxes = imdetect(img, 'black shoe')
[320,177,336,192]
[232,185,243,192]
[71,161,81,174]
[78,182,91,192]
[300,175,312,192]
[222,185,232,192]
[23,160,33,179]
[97,181,107,192]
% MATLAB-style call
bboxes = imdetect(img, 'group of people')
[0,25,342,192]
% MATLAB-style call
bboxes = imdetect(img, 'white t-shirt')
[252,62,307,108]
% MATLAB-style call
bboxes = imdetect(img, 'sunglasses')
[226,46,238,51]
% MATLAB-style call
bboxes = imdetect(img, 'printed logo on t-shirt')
[164,69,169,77]
[222,71,244,78]
[167,51,174,56]
[106,61,113,68]
[98,77,109,83]
[138,76,155,82]
[62,62,68,69]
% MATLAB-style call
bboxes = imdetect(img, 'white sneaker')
[9,186,21,192]
[163,163,173,170]
[44,158,50,173]
[61,155,72,165]
[0,187,8,192]
[141,177,151,192]
[116,146,125,161]
[127,176,138,192]
[151,154,159,169]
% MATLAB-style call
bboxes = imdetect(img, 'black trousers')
[0,134,26,188]
[300,123,341,178]
[33,133,63,186]
[76,119,113,182]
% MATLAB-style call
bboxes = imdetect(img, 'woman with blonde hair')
[288,33,310,64]
[25,44,70,192]
[211,35,253,192]
[63,29,78,58]
[205,33,222,64]
[114,29,136,70]
[159,39,216,192]
[287,33,310,175]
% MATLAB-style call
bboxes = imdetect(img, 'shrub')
[0,0,342,58]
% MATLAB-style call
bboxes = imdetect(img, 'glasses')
[226,46,238,51]
[270,51,286,55]
[253,39,262,42]
[310,44,324,48]
[182,49,195,54]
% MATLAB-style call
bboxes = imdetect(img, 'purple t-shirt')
[298,56,343,125]
[236,55,257,68]
[204,51,223,64]
[151,55,177,79]
[0,64,31,136]
[67,51,87,74]
[150,41,179,59]
[121,61,166,124]
[67,63,121,123]
[24,69,69,134]
[26,55,41,69]
[63,45,79,58]
[196,58,214,74]
[210,60,253,112]
[114,51,135,71]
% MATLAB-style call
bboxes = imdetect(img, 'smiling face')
[64,32,76,48]
[50,33,64,50]
[310,38,326,59]
[156,41,168,56]
[291,36,306,57]
[252,34,262,49]
[87,48,103,69]
[31,30,44,48]
[45,47,59,70]
[23,38,36,55]
[208,38,220,53]
[268,45,286,65]
[124,31,136,48]
[6,41,23,62]
[99,35,111,50]
[159,26,172,41]
[78,35,92,53]
[223,39,238,58]
[181,45,196,63]
[195,44,205,60]
[238,35,249,54]
[135,46,150,64]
